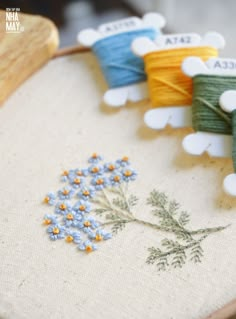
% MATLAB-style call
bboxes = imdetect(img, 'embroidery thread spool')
[219,91,236,196]
[77,13,166,107]
[182,57,236,196]
[132,33,224,130]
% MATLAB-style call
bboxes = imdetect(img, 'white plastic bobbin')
[77,13,166,107]
[220,90,236,196]
[131,32,225,129]
[182,57,236,159]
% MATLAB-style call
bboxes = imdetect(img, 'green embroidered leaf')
[190,243,204,263]
[128,194,138,208]
[147,190,168,207]
[112,221,127,234]
[105,213,121,221]
[168,200,180,215]
[112,197,129,211]
[171,249,186,268]
[178,211,190,227]
[94,208,109,216]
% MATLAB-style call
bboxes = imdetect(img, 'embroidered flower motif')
[63,211,83,227]
[69,176,85,189]
[55,201,72,215]
[43,192,56,205]
[47,224,65,240]
[65,230,81,244]
[77,186,96,201]
[88,229,112,241]
[77,216,99,233]
[121,168,137,182]
[43,214,58,225]
[61,170,70,182]
[110,172,123,186]
[69,168,89,179]
[116,156,130,167]
[58,186,75,200]
[104,162,120,172]
[91,176,110,190]
[88,153,103,164]
[88,164,104,177]
[73,200,91,214]
[78,240,97,253]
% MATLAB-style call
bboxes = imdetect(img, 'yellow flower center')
[44,196,50,203]
[83,190,90,196]
[108,164,115,171]
[74,178,81,184]
[77,171,83,176]
[84,221,91,227]
[92,153,98,158]
[59,203,67,210]
[43,219,51,225]
[52,227,60,234]
[66,213,74,220]
[66,235,73,243]
[124,170,132,177]
[85,245,93,252]
[113,175,120,182]
[79,205,85,211]
[122,156,129,162]
[62,170,69,176]
[95,234,103,241]
[63,189,69,195]
[91,167,99,173]
[96,178,104,185]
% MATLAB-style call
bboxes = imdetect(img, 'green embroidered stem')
[119,184,131,213]
[101,217,227,237]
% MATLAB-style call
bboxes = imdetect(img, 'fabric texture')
[0,53,236,319]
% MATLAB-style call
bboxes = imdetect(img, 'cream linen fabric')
[0,53,236,319]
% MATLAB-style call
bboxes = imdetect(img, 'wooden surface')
[0,10,59,105]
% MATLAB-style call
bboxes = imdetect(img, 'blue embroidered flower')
[43,214,58,226]
[68,168,89,179]
[69,176,85,189]
[77,216,99,233]
[55,201,72,215]
[91,176,110,190]
[43,192,56,205]
[88,153,103,164]
[63,211,83,227]
[58,186,75,200]
[88,164,104,177]
[116,156,130,167]
[65,230,81,244]
[73,200,91,214]
[88,229,112,241]
[109,172,123,186]
[78,240,97,253]
[121,168,137,182]
[77,186,96,201]
[104,162,120,173]
[47,224,65,240]
[60,170,70,182]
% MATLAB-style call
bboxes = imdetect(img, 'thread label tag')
[206,58,236,71]
[155,33,201,48]
[98,17,142,36]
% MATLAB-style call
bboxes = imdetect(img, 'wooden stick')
[203,298,236,319]
[54,44,90,58]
